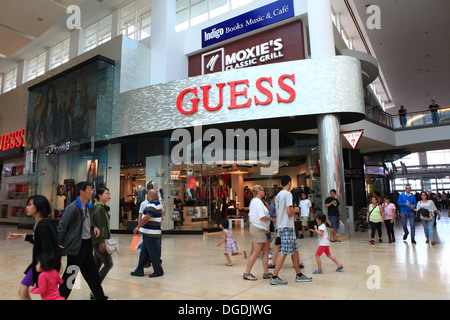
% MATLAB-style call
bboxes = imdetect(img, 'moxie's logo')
[176,74,296,114]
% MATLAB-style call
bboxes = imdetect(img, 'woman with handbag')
[91,187,114,291]
[366,196,385,245]
[414,192,440,245]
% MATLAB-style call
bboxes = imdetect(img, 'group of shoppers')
[367,184,441,246]
[7,182,113,300]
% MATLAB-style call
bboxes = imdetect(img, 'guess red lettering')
[176,74,296,114]
[0,129,25,152]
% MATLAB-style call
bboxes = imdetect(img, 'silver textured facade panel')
[112,55,365,138]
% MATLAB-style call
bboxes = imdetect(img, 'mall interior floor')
[1,211,449,300]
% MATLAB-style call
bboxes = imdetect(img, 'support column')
[307,0,347,232]
[150,0,177,85]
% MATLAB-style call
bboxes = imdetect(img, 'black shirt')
[325,197,340,216]
[429,104,439,112]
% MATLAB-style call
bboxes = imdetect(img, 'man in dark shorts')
[324,189,341,242]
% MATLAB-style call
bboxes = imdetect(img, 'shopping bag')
[130,234,142,252]
[337,220,345,235]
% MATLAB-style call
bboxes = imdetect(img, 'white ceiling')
[0,0,84,57]
[341,0,450,115]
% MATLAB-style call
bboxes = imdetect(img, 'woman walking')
[91,188,114,288]
[243,185,276,281]
[415,192,440,245]
[7,195,61,300]
[366,196,385,245]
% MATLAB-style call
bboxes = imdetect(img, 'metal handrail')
[365,105,450,130]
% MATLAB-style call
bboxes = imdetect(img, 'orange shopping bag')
[130,234,142,252]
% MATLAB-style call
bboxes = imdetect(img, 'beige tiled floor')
[1,211,449,300]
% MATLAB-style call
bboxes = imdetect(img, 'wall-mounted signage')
[190,21,305,77]
[0,129,25,152]
[47,141,71,154]
[201,0,294,48]
[113,56,365,138]
[342,130,364,149]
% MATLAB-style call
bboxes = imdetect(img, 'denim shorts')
[329,216,339,229]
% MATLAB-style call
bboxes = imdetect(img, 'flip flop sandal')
[263,273,273,279]
[243,273,257,281]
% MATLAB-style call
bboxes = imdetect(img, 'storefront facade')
[0,0,376,233]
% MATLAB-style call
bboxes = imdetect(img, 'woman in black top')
[7,195,61,300]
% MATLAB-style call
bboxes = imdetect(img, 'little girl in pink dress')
[217,219,246,266]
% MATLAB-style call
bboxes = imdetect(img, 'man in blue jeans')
[397,185,417,244]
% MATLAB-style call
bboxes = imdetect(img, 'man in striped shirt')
[131,189,165,278]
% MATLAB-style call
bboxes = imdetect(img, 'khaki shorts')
[301,216,309,226]
[250,224,269,243]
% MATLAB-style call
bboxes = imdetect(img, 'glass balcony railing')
[393,108,450,129]
[365,105,450,130]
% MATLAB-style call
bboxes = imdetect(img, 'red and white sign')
[176,74,296,114]
[342,130,364,149]
[0,129,25,152]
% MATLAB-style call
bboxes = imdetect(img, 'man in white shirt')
[299,193,313,239]
[270,175,312,285]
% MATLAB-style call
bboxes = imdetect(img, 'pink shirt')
[30,269,65,300]
[383,203,396,220]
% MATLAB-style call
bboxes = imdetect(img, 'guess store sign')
[113,56,365,138]
[177,74,296,114]
[0,129,25,152]
[189,20,305,77]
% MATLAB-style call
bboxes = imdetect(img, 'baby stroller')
[354,207,369,232]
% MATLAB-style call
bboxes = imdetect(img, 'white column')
[69,28,82,59]
[149,0,179,84]
[307,0,336,58]
[107,143,121,230]
[307,0,347,233]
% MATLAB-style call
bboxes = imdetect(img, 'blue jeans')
[421,219,434,240]
[401,212,415,239]
[431,112,440,124]
[135,235,163,275]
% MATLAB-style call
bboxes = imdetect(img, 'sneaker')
[270,276,288,285]
[313,269,322,274]
[296,274,312,282]
[369,239,375,245]
[403,232,409,240]
[336,265,343,272]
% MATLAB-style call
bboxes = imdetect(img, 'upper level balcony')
[365,105,450,130]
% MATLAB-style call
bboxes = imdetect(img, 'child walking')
[312,213,343,274]
[30,252,65,300]
[217,219,246,266]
